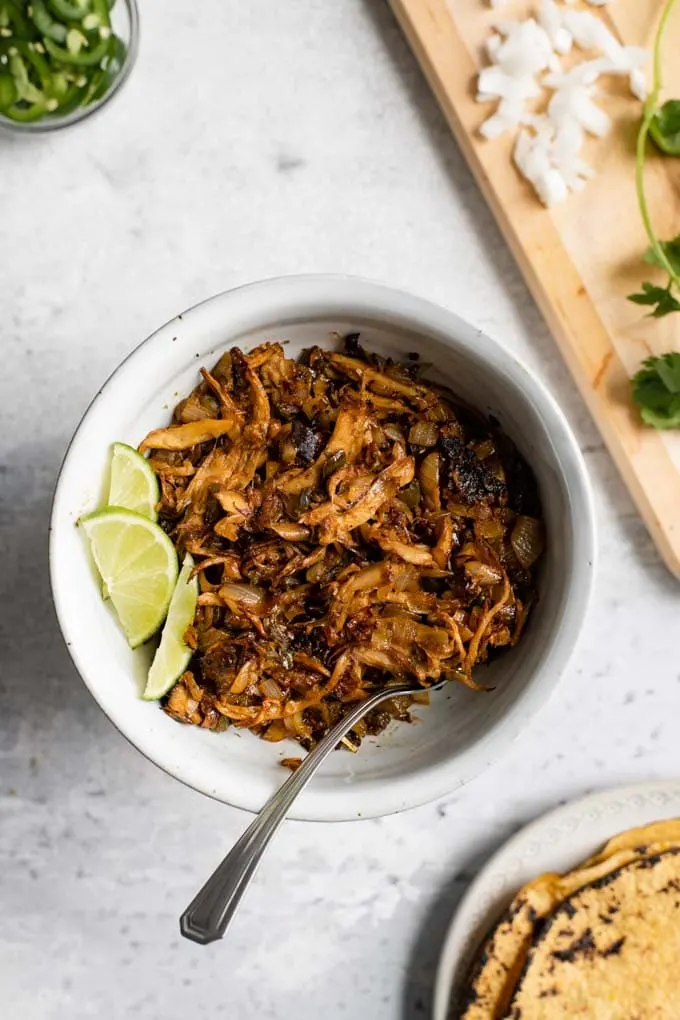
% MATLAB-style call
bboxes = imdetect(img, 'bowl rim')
[49,274,596,820]
[0,0,140,134]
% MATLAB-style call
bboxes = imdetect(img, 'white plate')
[433,779,680,1020]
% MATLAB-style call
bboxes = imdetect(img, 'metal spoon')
[180,678,447,944]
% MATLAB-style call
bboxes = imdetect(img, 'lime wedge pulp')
[80,507,178,649]
[102,443,160,600]
[144,554,199,700]
[107,442,159,520]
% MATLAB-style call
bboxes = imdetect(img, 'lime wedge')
[107,442,159,520]
[144,554,198,700]
[102,443,159,600]
[80,508,178,648]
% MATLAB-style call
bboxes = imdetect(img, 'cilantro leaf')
[632,353,680,429]
[649,99,680,156]
[628,282,680,318]
[643,235,680,277]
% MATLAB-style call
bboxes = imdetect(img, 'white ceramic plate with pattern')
[433,780,680,1020]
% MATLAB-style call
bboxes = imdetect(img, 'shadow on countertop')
[0,440,106,761]
[400,833,502,1020]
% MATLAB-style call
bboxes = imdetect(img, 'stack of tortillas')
[457,819,680,1018]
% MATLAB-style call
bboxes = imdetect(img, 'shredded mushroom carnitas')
[141,335,544,755]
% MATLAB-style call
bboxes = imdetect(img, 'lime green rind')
[143,554,198,700]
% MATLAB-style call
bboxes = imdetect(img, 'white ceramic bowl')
[50,275,595,821]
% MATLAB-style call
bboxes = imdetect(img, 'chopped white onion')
[630,67,648,102]
[480,98,527,139]
[551,120,585,162]
[538,0,573,56]
[475,0,649,206]
[561,10,620,59]
[478,65,541,102]
[545,58,607,89]
[485,32,503,62]
[494,18,555,77]
[548,83,611,137]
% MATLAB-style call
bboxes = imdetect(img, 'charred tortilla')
[458,819,680,1019]
[505,847,680,1018]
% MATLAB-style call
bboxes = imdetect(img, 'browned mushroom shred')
[141,335,544,753]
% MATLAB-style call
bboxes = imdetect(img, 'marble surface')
[1,2,679,1018]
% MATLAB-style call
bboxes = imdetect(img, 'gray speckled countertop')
[2,2,680,1018]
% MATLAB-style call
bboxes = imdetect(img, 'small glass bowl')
[0,0,139,133]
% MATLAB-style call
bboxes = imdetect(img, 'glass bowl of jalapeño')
[0,0,139,131]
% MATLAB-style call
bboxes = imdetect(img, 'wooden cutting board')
[388,0,680,577]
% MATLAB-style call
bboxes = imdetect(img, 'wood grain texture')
[388,0,680,577]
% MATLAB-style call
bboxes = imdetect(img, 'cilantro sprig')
[628,0,680,429]
[650,99,680,157]
[628,0,680,321]
[629,281,680,318]
[629,240,680,316]
[632,354,680,429]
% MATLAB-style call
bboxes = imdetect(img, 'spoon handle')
[179,682,418,945]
